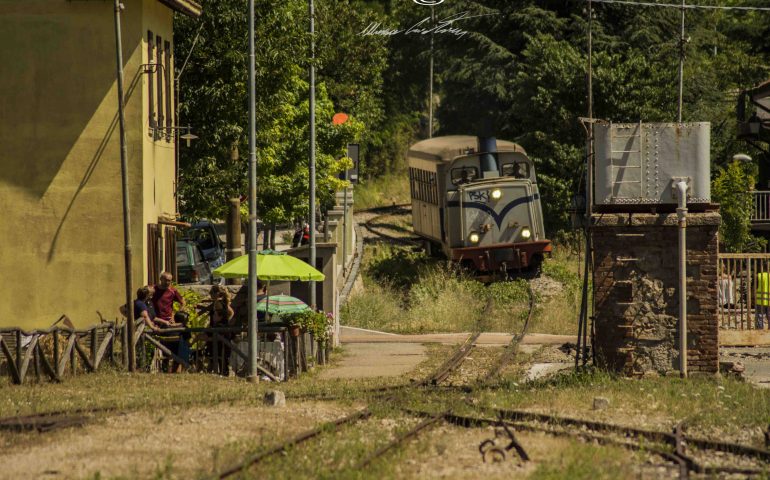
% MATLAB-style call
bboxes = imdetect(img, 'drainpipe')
[676,180,689,378]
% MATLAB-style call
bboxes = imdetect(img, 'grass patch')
[475,368,770,442]
[343,248,535,333]
[343,242,583,335]
[528,441,637,480]
[353,172,410,211]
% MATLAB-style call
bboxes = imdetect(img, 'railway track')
[214,294,520,477]
[433,410,770,477]
[358,203,421,246]
[7,206,768,477]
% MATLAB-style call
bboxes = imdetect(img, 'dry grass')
[2,335,770,478]
[353,172,410,211]
[342,243,582,336]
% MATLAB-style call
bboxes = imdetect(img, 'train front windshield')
[450,153,531,186]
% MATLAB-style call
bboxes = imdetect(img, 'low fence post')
[15,330,21,375]
[90,328,97,367]
[121,323,128,369]
[70,334,76,376]
[53,329,60,372]
[212,334,220,375]
[108,324,115,366]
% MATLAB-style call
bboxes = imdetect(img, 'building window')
[164,40,172,141]
[147,31,155,134]
[156,35,164,138]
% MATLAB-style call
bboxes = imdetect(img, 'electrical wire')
[582,0,770,12]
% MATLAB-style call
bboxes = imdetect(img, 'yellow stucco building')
[0,0,201,329]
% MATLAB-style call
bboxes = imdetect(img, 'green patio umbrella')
[212,249,325,281]
[213,250,324,321]
[256,295,310,314]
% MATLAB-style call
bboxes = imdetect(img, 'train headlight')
[520,227,532,240]
[468,232,480,244]
[491,188,502,200]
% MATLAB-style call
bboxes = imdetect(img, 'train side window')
[419,170,425,201]
[502,162,529,179]
[430,172,437,203]
[451,167,478,185]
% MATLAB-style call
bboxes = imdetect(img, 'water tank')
[594,122,710,206]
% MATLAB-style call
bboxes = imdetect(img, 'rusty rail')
[361,205,421,246]
[431,410,768,476]
[217,409,372,478]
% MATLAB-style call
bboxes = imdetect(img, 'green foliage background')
[713,160,766,252]
[175,1,770,238]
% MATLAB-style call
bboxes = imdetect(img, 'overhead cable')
[584,0,770,12]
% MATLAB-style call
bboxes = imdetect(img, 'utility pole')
[247,0,259,382]
[678,0,686,123]
[112,0,134,372]
[587,0,593,217]
[428,6,435,138]
[309,0,317,308]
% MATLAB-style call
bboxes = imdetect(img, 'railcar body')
[407,135,551,273]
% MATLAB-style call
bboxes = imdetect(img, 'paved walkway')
[721,347,770,389]
[318,342,426,379]
[319,326,577,380]
[339,326,575,346]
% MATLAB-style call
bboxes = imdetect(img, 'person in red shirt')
[151,271,187,372]
[151,271,185,327]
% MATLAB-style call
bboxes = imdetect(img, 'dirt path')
[0,402,355,479]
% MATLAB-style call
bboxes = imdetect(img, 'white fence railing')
[718,254,770,332]
[751,191,770,222]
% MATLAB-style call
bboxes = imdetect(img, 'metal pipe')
[676,180,688,378]
[309,0,317,308]
[247,0,259,382]
[342,185,348,275]
[112,0,135,372]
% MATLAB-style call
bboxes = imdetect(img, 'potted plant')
[285,310,329,343]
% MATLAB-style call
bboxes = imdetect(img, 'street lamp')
[180,129,198,147]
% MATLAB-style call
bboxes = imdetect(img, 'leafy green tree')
[713,160,766,253]
[175,1,369,223]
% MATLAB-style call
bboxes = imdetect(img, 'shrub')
[283,310,332,342]
[174,287,206,328]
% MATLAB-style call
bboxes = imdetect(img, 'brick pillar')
[591,212,720,376]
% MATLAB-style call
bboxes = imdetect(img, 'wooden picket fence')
[0,320,329,385]
[718,253,770,346]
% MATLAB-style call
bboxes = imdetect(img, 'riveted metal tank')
[594,122,711,207]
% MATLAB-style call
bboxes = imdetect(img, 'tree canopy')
[175,0,770,238]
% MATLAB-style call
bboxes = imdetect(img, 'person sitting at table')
[209,284,235,326]
[257,280,268,322]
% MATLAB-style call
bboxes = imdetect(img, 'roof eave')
[158,0,202,18]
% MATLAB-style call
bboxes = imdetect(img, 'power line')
[585,0,770,12]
